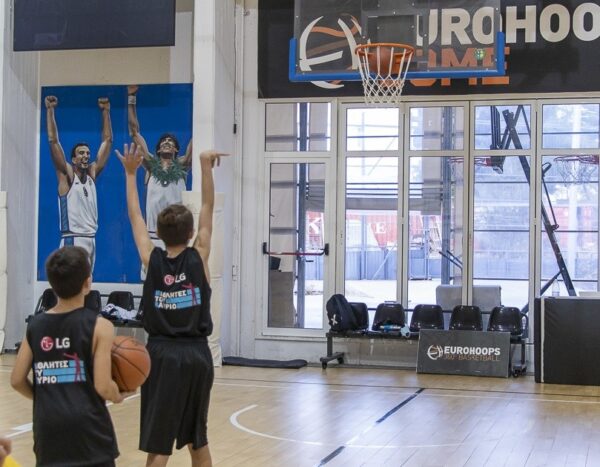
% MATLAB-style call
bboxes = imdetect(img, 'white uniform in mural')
[59,174,98,268]
[145,167,188,240]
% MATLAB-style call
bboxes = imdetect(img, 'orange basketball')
[368,47,396,75]
[111,336,151,392]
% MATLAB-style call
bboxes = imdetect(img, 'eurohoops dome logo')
[298,14,362,90]
[427,345,444,360]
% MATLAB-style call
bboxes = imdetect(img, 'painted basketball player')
[44,95,113,271]
[127,85,193,248]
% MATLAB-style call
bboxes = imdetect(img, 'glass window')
[267,163,327,329]
[540,155,598,296]
[344,157,398,311]
[408,157,464,310]
[473,156,530,310]
[346,108,399,151]
[410,107,464,151]
[474,105,531,150]
[542,104,600,149]
[265,103,331,151]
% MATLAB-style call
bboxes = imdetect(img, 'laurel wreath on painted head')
[147,156,187,185]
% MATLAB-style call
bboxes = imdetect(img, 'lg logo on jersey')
[40,337,71,351]
[164,273,187,286]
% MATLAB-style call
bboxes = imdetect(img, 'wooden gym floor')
[2,353,600,466]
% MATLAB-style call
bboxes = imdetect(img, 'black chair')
[107,291,135,311]
[34,288,57,315]
[488,306,528,377]
[487,306,525,336]
[449,305,483,331]
[410,304,444,332]
[84,290,102,313]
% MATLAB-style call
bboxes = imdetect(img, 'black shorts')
[139,336,214,455]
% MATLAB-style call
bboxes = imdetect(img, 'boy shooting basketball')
[117,143,226,467]
[11,246,125,466]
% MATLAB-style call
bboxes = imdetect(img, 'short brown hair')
[157,204,194,247]
[45,246,91,298]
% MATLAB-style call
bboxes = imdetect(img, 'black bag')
[326,294,358,332]
[372,301,405,330]
[349,302,369,330]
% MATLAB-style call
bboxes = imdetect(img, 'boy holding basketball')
[11,246,124,466]
[117,143,225,467]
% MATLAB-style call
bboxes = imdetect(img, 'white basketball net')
[355,43,414,106]
[553,155,598,185]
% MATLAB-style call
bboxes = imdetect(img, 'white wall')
[40,12,193,86]
[0,1,40,350]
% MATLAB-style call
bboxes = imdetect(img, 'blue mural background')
[38,83,193,283]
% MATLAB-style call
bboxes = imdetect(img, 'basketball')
[111,336,151,392]
[367,47,397,75]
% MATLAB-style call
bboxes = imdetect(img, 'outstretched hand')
[200,150,229,168]
[115,143,142,175]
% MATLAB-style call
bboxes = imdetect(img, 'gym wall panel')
[40,12,193,86]
[0,192,6,272]
[0,273,6,329]
[0,191,6,342]
[1,0,39,349]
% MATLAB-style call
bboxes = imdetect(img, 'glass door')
[265,160,333,330]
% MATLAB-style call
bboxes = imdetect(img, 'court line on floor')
[215,380,600,405]
[7,378,600,442]
[215,375,600,400]
[317,388,425,465]
[4,393,140,439]
[229,394,465,454]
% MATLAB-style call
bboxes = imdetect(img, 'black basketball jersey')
[26,308,119,467]
[142,247,212,337]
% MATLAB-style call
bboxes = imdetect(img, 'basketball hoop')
[355,43,414,106]
[553,155,598,185]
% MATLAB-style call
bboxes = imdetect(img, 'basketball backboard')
[290,0,505,83]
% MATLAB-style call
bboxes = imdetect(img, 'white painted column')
[0,192,7,349]
[182,191,224,365]
[191,0,237,365]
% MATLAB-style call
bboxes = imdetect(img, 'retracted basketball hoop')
[355,43,415,106]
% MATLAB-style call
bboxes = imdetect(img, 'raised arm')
[92,97,113,178]
[93,317,126,403]
[193,150,228,280]
[45,96,73,194]
[10,334,34,400]
[127,85,151,166]
[177,139,193,168]
[116,143,154,268]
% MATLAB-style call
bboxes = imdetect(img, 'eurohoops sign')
[417,329,511,377]
[259,0,600,97]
